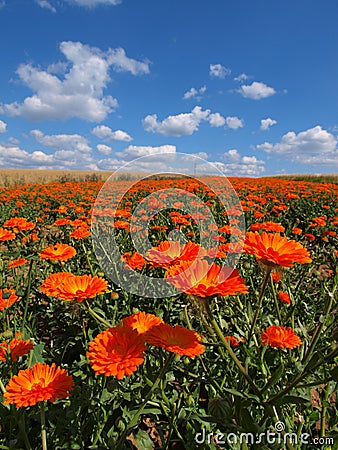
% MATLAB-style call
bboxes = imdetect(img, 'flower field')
[0,174,337,450]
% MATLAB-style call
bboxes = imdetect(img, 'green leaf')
[30,342,45,364]
[134,430,153,450]
[261,363,284,394]
[270,395,310,406]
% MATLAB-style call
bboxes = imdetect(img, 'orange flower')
[40,272,73,297]
[278,291,291,305]
[41,273,108,302]
[122,312,164,334]
[250,222,285,233]
[40,243,76,261]
[4,362,74,408]
[165,260,248,298]
[0,338,34,362]
[87,325,146,379]
[261,325,302,349]
[144,323,205,358]
[70,227,91,239]
[271,271,282,283]
[122,252,146,270]
[0,227,16,241]
[0,289,19,311]
[292,228,302,235]
[8,258,27,269]
[244,232,312,268]
[3,217,35,232]
[146,241,206,267]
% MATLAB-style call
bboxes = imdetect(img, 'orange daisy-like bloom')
[250,222,285,233]
[40,272,73,297]
[244,232,312,268]
[278,291,291,305]
[0,227,16,241]
[144,323,205,358]
[40,243,76,261]
[122,252,146,270]
[42,273,108,302]
[122,312,164,335]
[0,338,34,362]
[0,289,19,311]
[4,362,74,408]
[146,241,206,267]
[165,259,248,298]
[69,227,91,239]
[261,325,302,349]
[3,217,35,232]
[8,258,27,269]
[87,325,146,379]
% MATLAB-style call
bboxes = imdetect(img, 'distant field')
[0,169,142,186]
[0,168,337,186]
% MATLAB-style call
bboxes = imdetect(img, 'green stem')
[268,344,338,404]
[21,260,34,334]
[40,402,47,450]
[115,353,174,447]
[302,287,336,366]
[204,300,263,401]
[83,301,113,328]
[247,268,271,344]
[270,278,282,324]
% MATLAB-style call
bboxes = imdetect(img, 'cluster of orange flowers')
[87,312,205,379]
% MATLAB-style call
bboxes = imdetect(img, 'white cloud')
[36,0,56,12]
[209,64,231,79]
[260,118,277,131]
[30,129,91,153]
[143,106,210,137]
[257,126,338,166]
[238,81,276,100]
[225,116,244,129]
[0,120,7,133]
[2,41,149,122]
[116,144,176,160]
[208,113,226,127]
[183,85,206,100]
[96,144,112,155]
[0,143,98,170]
[92,125,132,141]
[234,73,249,83]
[207,149,266,176]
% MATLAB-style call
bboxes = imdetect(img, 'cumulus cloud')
[238,81,276,100]
[92,125,132,141]
[257,126,338,166]
[143,106,210,137]
[225,116,244,129]
[208,113,226,127]
[30,129,91,153]
[115,144,176,160]
[0,143,98,170]
[2,41,149,122]
[96,144,112,155]
[260,118,277,131]
[36,0,56,12]
[210,149,266,176]
[0,120,7,133]
[183,85,206,100]
[234,73,249,83]
[209,64,231,79]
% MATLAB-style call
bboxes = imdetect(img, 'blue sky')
[0,0,337,176]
